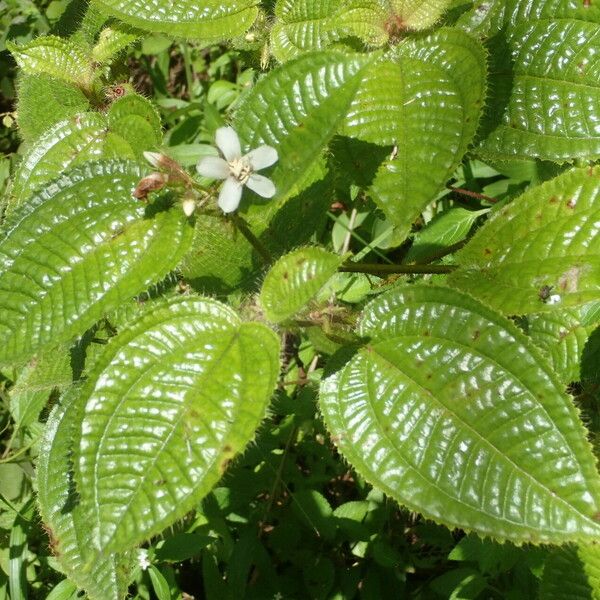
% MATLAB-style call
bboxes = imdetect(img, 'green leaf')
[15,74,90,144]
[458,0,600,37]
[107,93,162,144]
[93,0,259,40]
[389,0,453,31]
[270,0,387,62]
[9,347,72,430]
[527,306,597,386]
[92,25,140,64]
[540,543,600,599]
[37,390,133,600]
[342,28,486,239]
[476,19,600,161]
[234,50,372,205]
[10,107,160,209]
[259,246,343,323]
[0,160,193,367]
[7,36,93,88]
[74,296,280,552]
[449,167,600,315]
[319,285,600,544]
[404,207,488,265]
[148,566,171,600]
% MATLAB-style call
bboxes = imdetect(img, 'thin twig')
[340,263,456,275]
[447,185,496,204]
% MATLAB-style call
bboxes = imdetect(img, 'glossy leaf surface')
[404,207,488,265]
[527,307,597,386]
[477,19,600,161]
[234,50,371,204]
[11,106,161,208]
[74,297,280,551]
[37,391,133,600]
[260,247,343,323]
[7,36,92,87]
[93,0,258,40]
[342,29,486,238]
[389,0,453,30]
[449,167,600,315]
[270,0,387,62]
[0,161,193,366]
[320,285,600,543]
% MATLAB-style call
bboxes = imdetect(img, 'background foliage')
[0,0,599,599]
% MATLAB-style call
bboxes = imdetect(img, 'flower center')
[228,157,252,184]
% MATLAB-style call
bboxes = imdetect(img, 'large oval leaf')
[0,160,193,366]
[319,285,600,544]
[449,166,600,315]
[93,0,258,40]
[259,246,343,323]
[234,50,372,205]
[476,19,600,162]
[74,297,280,552]
[341,29,486,239]
[37,390,133,600]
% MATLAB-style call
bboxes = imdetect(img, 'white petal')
[143,151,163,168]
[218,177,243,213]
[244,145,278,171]
[215,126,241,161]
[196,156,230,179]
[246,173,276,198]
[182,198,196,216]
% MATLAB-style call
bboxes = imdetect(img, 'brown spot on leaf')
[584,0,591,7]
[558,265,583,292]
[484,248,492,256]
[282,271,289,280]
[549,196,558,204]
[593,512,600,522]
[422,330,430,337]
[472,330,480,341]
[566,198,577,209]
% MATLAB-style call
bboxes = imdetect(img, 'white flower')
[196,126,278,213]
[137,548,151,571]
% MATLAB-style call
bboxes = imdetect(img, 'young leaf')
[91,25,140,64]
[388,0,453,31]
[93,0,258,40]
[259,246,344,323]
[342,29,486,239]
[7,36,93,89]
[449,167,600,315]
[270,0,387,62]
[0,160,193,367]
[477,19,600,161]
[319,285,600,544]
[15,74,90,144]
[74,296,280,552]
[234,50,372,204]
[37,390,134,600]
